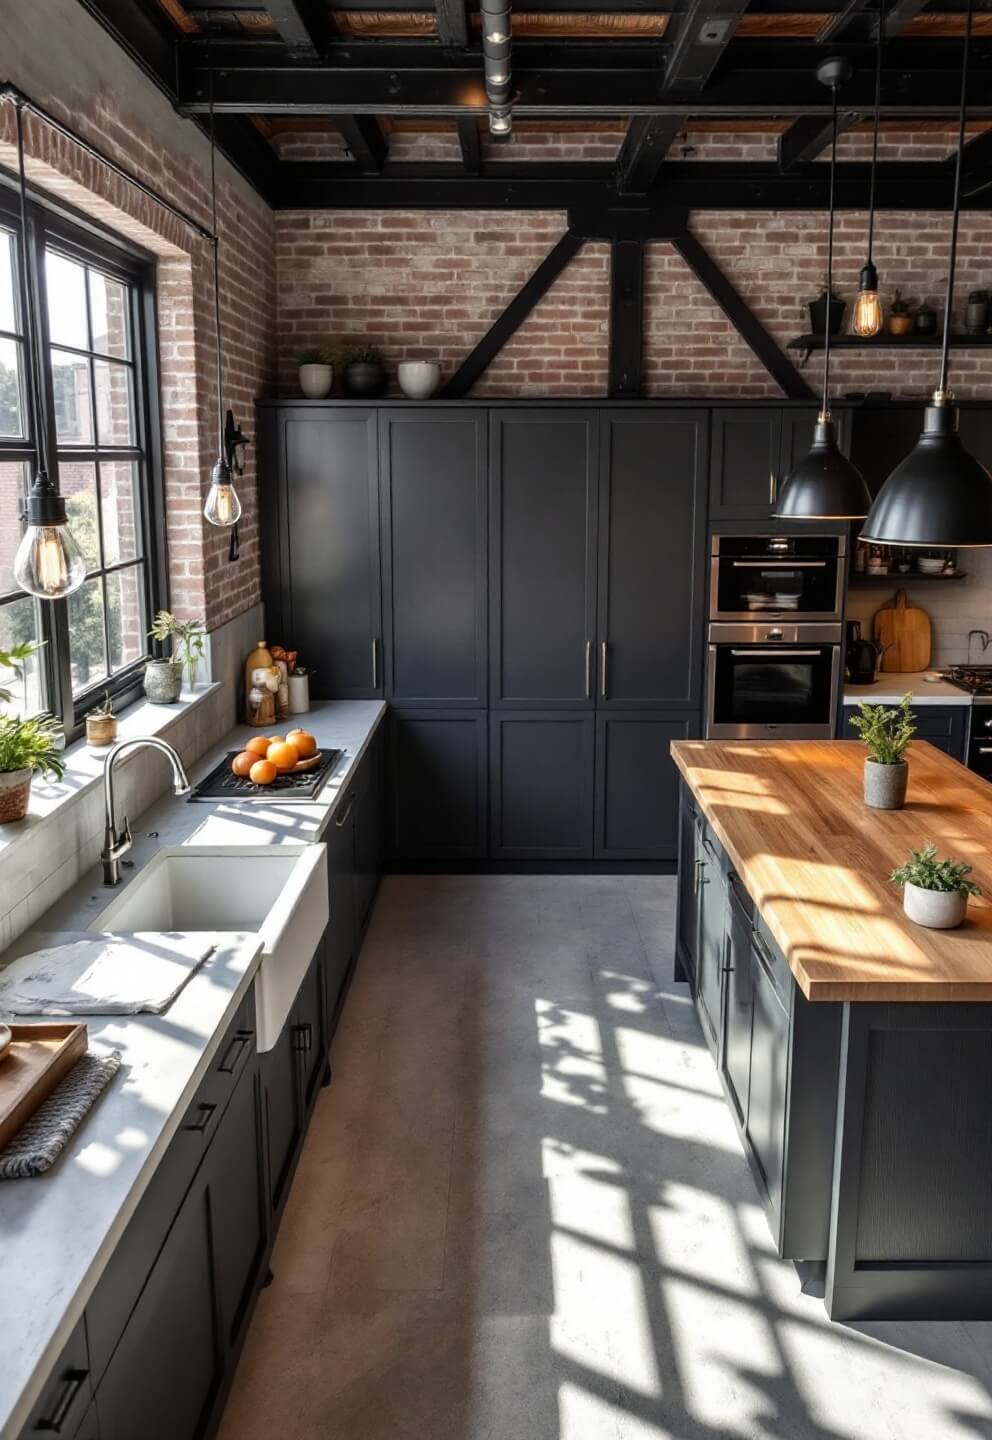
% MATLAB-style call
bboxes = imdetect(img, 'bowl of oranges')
[230,728,320,786]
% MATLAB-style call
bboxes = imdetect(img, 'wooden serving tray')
[0,1022,88,1151]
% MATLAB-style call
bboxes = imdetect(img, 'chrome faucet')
[101,737,191,885]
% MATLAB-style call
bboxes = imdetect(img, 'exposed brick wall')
[0,78,275,632]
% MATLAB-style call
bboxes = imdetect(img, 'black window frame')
[0,174,167,739]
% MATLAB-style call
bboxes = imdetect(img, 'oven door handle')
[728,649,824,658]
[730,560,828,568]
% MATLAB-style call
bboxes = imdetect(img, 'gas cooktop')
[940,666,992,698]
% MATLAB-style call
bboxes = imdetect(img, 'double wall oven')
[706,533,844,740]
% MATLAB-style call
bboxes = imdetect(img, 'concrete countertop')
[843,673,973,706]
[0,699,386,1440]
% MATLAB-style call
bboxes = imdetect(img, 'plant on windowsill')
[296,344,336,399]
[887,289,915,337]
[85,691,118,748]
[0,641,66,824]
[848,691,916,810]
[340,343,387,399]
[890,843,981,929]
[146,611,206,703]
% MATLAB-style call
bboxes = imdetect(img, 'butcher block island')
[672,738,992,1322]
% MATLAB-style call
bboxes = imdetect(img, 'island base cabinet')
[746,935,790,1217]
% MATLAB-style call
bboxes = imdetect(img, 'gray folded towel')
[0,933,216,1016]
[0,1050,122,1180]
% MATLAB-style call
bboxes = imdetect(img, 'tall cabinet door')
[709,408,782,521]
[490,410,598,707]
[597,410,707,708]
[380,409,487,706]
[278,408,382,700]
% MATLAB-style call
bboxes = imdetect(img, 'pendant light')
[202,78,241,531]
[11,101,86,599]
[861,0,992,548]
[775,59,871,521]
[851,2,884,337]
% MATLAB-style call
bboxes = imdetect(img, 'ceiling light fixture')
[481,0,512,138]
[202,75,242,534]
[852,0,884,337]
[860,0,992,548]
[775,58,871,521]
[11,100,85,600]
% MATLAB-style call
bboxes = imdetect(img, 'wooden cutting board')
[874,589,932,672]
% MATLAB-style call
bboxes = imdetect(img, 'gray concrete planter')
[864,758,908,810]
[144,659,183,704]
[903,882,968,929]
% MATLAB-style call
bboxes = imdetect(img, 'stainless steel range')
[939,668,992,779]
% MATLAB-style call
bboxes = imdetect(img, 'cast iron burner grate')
[188,748,342,803]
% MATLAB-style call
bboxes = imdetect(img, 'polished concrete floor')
[219,875,992,1440]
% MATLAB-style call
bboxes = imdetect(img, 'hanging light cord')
[866,0,883,269]
[821,82,840,420]
[938,0,973,400]
[209,72,224,461]
[14,101,49,480]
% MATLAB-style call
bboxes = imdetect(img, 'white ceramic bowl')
[918,558,945,573]
[398,361,440,399]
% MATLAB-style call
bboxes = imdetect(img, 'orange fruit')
[286,728,317,759]
[267,740,299,772]
[249,758,278,785]
[245,735,271,757]
[231,751,255,777]
[268,734,285,746]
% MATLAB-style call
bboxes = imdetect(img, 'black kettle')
[846,620,880,685]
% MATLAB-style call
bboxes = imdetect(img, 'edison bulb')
[203,459,242,528]
[14,523,86,599]
[853,288,883,337]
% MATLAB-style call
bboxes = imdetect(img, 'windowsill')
[0,681,223,861]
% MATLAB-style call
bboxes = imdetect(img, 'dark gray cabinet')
[676,790,699,985]
[842,703,968,763]
[722,875,754,1127]
[710,407,849,520]
[598,411,707,708]
[594,711,697,860]
[323,803,357,1042]
[270,408,382,699]
[389,709,488,858]
[490,411,599,707]
[17,1321,92,1440]
[694,817,726,1052]
[72,1402,99,1440]
[379,409,487,706]
[206,1062,267,1359]
[353,732,385,935]
[490,711,595,859]
[747,929,790,1216]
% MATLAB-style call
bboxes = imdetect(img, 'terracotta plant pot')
[864,758,908,810]
[86,713,118,747]
[298,363,333,399]
[144,659,183,704]
[888,313,913,336]
[903,882,967,930]
[0,767,32,824]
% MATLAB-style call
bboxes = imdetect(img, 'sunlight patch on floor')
[649,1183,758,1298]
[537,999,609,1114]
[551,1227,661,1399]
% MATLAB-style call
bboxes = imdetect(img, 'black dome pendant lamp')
[861,0,992,548]
[776,58,871,521]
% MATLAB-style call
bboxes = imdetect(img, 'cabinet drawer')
[752,914,793,1009]
[18,1320,91,1440]
[86,987,257,1385]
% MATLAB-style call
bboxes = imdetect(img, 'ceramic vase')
[85,713,118,747]
[863,758,908,810]
[299,363,333,399]
[903,882,967,929]
[144,659,183,704]
[342,361,386,398]
[398,361,440,399]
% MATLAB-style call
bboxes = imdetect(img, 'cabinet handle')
[217,1029,253,1075]
[335,793,356,828]
[293,1021,313,1053]
[693,857,706,895]
[751,932,789,1013]
[371,637,379,690]
[769,470,777,504]
[601,641,608,699]
[184,1102,217,1135]
[585,640,592,699]
[37,1370,87,1434]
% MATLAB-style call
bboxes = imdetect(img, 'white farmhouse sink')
[90,845,328,1051]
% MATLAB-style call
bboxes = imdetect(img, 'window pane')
[89,271,129,359]
[46,252,89,350]
[51,349,93,444]
[94,359,135,446]
[0,461,29,594]
[107,564,145,674]
[99,460,141,565]
[0,595,45,716]
[0,231,16,333]
[59,461,100,570]
[0,336,24,437]
[69,576,108,692]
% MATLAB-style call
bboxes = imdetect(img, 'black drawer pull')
[38,1369,87,1433]
[293,1021,313,1054]
[184,1102,217,1134]
[217,1029,253,1074]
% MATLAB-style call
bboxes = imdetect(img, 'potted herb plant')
[146,610,206,702]
[296,344,336,399]
[0,641,65,823]
[848,692,916,810]
[914,298,938,337]
[341,344,387,398]
[85,691,118,748]
[888,290,914,337]
[806,275,845,337]
[890,843,981,929]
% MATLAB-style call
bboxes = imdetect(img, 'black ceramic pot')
[343,361,387,398]
[914,305,937,336]
[807,292,846,337]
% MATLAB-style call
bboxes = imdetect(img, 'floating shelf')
[788,333,992,366]
[849,571,967,585]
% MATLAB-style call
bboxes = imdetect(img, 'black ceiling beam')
[663,0,752,93]
[436,0,469,47]
[335,115,387,172]
[441,230,585,397]
[457,117,481,174]
[617,118,686,194]
[76,0,177,95]
[265,0,334,57]
[609,238,645,397]
[779,109,862,169]
[207,116,280,198]
[882,0,929,37]
[671,229,814,398]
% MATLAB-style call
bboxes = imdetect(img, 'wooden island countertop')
[671,738,992,1003]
